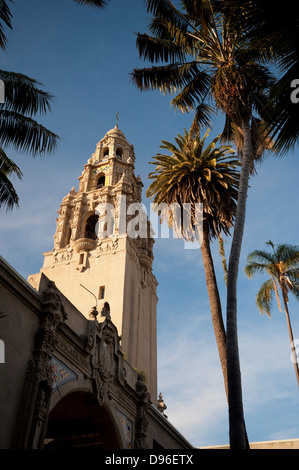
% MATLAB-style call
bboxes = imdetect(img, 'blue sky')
[1,0,299,448]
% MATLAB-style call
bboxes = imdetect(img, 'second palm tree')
[147,127,240,399]
[245,240,299,388]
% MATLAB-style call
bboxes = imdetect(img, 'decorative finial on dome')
[115,112,119,129]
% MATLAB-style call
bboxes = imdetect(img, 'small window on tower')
[99,286,105,300]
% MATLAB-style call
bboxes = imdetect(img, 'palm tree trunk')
[201,224,228,399]
[281,288,299,388]
[226,115,252,449]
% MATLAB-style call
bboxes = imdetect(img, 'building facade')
[0,256,192,449]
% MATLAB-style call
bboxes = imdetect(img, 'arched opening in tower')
[96,175,106,189]
[85,214,99,240]
[116,148,123,159]
[103,147,109,158]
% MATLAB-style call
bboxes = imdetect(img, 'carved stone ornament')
[31,281,67,384]
[101,301,111,320]
[134,374,151,449]
[92,321,116,406]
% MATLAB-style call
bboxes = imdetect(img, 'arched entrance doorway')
[44,391,121,449]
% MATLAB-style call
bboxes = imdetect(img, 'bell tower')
[28,123,158,400]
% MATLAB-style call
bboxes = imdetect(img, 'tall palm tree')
[147,127,240,403]
[245,241,299,387]
[132,0,274,448]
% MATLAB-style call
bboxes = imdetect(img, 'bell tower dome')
[28,124,158,400]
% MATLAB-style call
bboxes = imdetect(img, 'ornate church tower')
[28,123,158,400]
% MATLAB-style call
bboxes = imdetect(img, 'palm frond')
[145,0,189,32]
[290,283,299,302]
[275,244,299,269]
[170,70,211,112]
[135,33,187,63]
[285,269,299,286]
[183,0,217,28]
[0,0,12,51]
[0,147,22,211]
[244,261,269,279]
[0,110,59,155]
[0,168,21,212]
[256,278,274,317]
[0,147,22,178]
[246,249,275,266]
[131,61,202,94]
[0,70,54,116]
[231,0,299,154]
[73,0,109,8]
[146,127,239,241]
[189,106,212,135]
[0,172,19,210]
[261,65,299,154]
[235,0,299,69]
[147,16,195,53]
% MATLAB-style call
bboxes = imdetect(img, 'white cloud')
[157,313,228,447]
[156,307,299,447]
